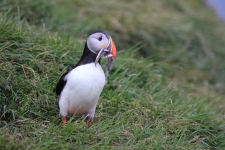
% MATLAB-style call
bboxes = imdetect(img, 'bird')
[55,30,117,127]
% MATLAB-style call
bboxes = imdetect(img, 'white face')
[87,32,109,54]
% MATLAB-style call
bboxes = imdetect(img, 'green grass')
[1,0,225,149]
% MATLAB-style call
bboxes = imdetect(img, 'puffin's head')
[87,31,117,64]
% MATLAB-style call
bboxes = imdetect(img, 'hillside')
[0,0,225,149]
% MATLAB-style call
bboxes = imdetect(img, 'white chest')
[60,63,106,114]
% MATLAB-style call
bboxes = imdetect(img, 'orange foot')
[63,118,67,126]
[88,121,93,127]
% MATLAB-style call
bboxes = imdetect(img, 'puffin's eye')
[98,36,102,41]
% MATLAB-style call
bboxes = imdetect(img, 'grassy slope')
[0,0,225,149]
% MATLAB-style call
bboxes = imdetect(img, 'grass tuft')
[0,0,225,149]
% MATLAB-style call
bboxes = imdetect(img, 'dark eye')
[98,36,102,41]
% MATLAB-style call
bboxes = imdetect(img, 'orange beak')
[109,38,117,59]
[95,38,117,64]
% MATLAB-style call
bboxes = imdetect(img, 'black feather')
[55,71,69,96]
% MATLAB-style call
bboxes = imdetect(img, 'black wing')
[55,71,69,96]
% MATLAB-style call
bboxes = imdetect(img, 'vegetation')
[0,0,225,149]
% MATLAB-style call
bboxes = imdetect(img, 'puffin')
[55,30,117,127]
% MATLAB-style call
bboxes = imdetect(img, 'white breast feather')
[59,63,106,117]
